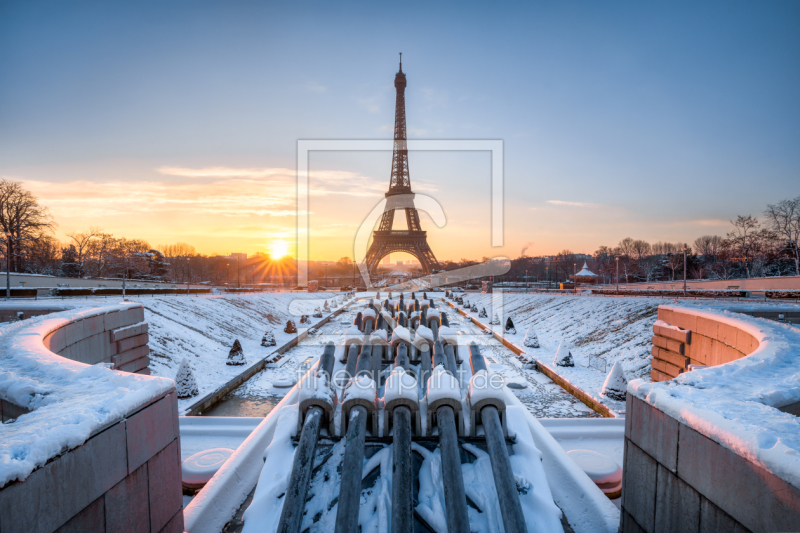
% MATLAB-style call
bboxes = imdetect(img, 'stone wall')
[42,305,151,375]
[650,307,758,382]
[611,274,800,292]
[0,304,182,533]
[0,392,183,533]
[621,394,800,532]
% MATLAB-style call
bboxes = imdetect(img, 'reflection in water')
[201,393,282,417]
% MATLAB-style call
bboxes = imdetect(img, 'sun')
[270,240,289,258]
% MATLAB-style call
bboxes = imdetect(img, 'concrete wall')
[2,272,207,290]
[607,274,800,292]
[650,307,758,382]
[0,304,182,533]
[42,305,151,375]
[620,394,800,532]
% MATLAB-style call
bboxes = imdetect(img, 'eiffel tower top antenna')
[399,52,402,71]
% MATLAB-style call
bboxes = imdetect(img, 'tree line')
[0,179,298,285]
[504,196,800,284]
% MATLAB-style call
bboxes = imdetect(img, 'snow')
[600,361,627,402]
[426,367,461,404]
[298,371,334,406]
[370,330,388,344]
[240,406,300,533]
[437,326,459,346]
[227,339,247,366]
[175,357,199,398]
[344,326,364,347]
[426,308,442,322]
[576,263,597,277]
[468,370,506,405]
[344,375,378,404]
[652,319,683,332]
[565,449,621,485]
[414,325,434,349]
[390,326,412,345]
[182,448,235,488]
[630,303,800,490]
[384,367,418,405]
[523,326,540,348]
[0,303,175,486]
[553,342,574,367]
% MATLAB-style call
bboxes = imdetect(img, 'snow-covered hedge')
[591,288,749,298]
[765,290,800,300]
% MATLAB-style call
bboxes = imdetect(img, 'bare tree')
[616,237,636,257]
[0,180,56,272]
[554,249,576,283]
[764,197,800,276]
[724,215,763,279]
[693,235,723,263]
[66,227,101,278]
[664,243,688,281]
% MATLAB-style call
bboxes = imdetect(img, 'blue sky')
[1,1,798,260]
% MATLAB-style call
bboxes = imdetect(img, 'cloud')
[357,96,381,114]
[305,82,327,93]
[546,200,595,207]
[664,219,730,228]
[157,166,292,179]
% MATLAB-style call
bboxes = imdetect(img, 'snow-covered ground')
[449,292,800,412]
[135,292,346,413]
[447,293,667,411]
[203,295,598,421]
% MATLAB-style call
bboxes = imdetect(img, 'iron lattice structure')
[365,58,439,276]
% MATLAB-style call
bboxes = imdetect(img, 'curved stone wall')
[0,303,182,533]
[650,306,758,381]
[623,304,800,532]
[42,304,151,375]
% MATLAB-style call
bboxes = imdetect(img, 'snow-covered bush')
[471,304,478,313]
[553,342,574,367]
[479,307,488,318]
[601,361,627,401]
[323,300,330,312]
[491,313,500,325]
[313,307,323,318]
[175,358,199,398]
[261,330,276,347]
[227,339,246,366]
[300,314,309,324]
[284,320,297,334]
[523,326,539,348]
[505,317,516,334]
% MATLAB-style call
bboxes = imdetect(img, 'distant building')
[396,261,404,266]
[575,262,599,285]
[383,255,391,264]
[228,253,247,260]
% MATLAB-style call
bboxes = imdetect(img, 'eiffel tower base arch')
[366,231,437,277]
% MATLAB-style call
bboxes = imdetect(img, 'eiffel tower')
[365,56,439,277]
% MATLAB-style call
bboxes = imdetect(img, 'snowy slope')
[138,293,342,411]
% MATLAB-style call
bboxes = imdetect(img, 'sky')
[1,0,798,262]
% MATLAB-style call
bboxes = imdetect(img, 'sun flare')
[270,240,289,258]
